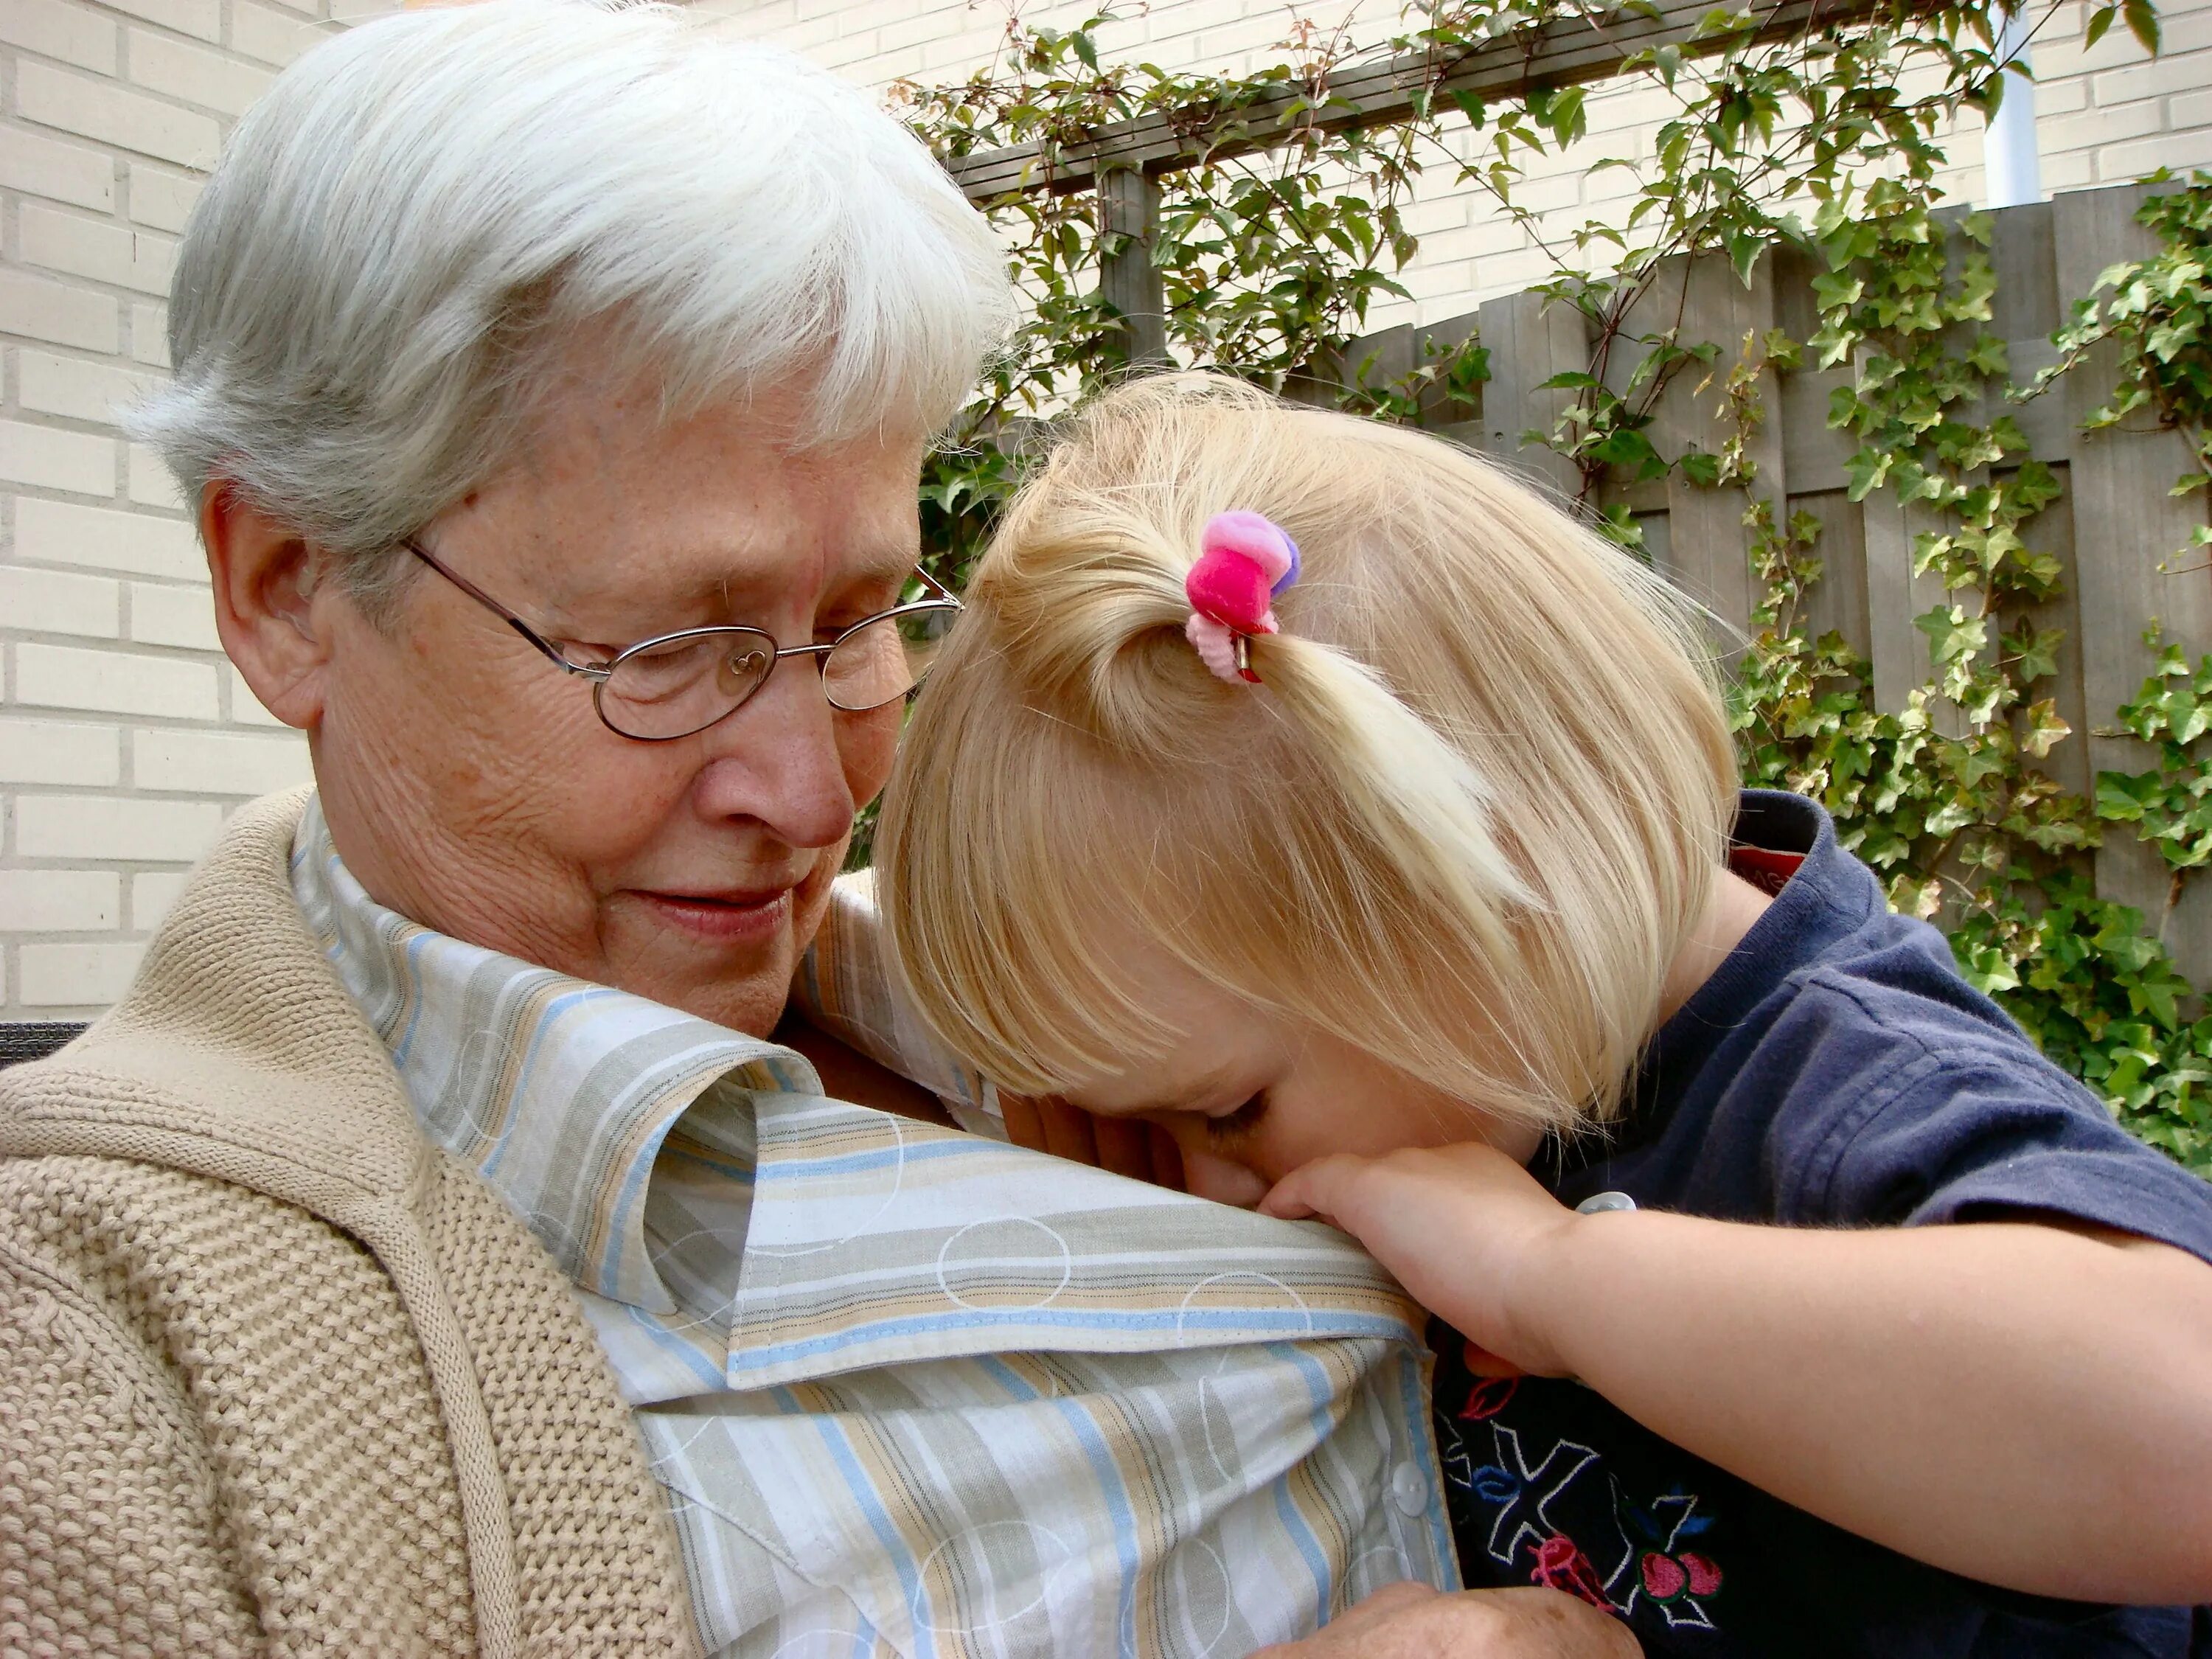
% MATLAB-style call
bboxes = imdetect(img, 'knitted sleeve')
[0,1214,267,1658]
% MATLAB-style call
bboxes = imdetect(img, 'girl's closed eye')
[1203,1092,1269,1145]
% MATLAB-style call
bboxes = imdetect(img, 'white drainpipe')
[1984,3,2045,207]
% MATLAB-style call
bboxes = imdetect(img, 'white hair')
[133,0,1013,599]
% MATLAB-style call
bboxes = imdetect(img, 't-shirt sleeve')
[1773,974,2212,1270]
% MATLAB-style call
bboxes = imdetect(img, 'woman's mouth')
[633,887,796,946]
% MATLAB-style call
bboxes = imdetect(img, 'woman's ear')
[200,479,333,731]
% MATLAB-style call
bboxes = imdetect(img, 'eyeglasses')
[403,537,961,742]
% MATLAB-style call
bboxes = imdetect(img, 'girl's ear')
[200,478,333,730]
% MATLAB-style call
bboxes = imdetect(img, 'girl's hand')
[1260,1142,1584,1376]
[998,1092,1187,1190]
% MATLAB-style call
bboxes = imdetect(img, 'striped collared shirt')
[291,796,1456,1657]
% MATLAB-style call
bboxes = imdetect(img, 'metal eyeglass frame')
[401,537,962,742]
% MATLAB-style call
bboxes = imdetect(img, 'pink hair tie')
[1184,509,1301,684]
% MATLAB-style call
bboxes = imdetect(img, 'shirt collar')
[291,796,1426,1383]
[290,793,818,1312]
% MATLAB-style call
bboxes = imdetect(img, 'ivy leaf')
[2086,6,2117,52]
[2023,698,2074,759]
[1916,603,1988,666]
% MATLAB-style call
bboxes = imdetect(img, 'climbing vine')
[1735,186,2211,1172]
[891,0,2211,1172]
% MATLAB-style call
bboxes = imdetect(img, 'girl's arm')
[1263,1143,2212,1605]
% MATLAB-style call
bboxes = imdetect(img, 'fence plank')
[1654,256,1782,643]
[2052,182,2212,981]
[2009,465,2091,801]
[1474,287,1587,504]
[1788,487,1871,663]
[1861,485,1955,720]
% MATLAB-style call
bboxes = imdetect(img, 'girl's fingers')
[1093,1113,1155,1181]
[999,1091,1048,1153]
[1259,1154,1366,1223]
[1037,1095,1101,1166]
[1146,1124,1187,1192]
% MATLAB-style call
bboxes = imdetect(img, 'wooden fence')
[953,166,2212,974]
[1248,183,2212,975]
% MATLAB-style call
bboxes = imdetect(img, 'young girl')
[872,373,2212,1656]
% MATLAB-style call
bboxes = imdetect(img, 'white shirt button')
[1389,1460,1427,1516]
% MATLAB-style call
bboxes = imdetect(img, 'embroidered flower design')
[1531,1533,1612,1610]
[1639,1548,1722,1605]
[1458,1373,1521,1422]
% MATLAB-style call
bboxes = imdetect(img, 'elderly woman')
[0,6,1642,1658]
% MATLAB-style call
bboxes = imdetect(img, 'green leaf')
[2124,0,2162,53]
[2084,4,2117,47]
[1915,603,1989,666]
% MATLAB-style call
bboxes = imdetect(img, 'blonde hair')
[878,373,1739,1133]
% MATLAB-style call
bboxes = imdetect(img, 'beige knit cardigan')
[0,790,703,1659]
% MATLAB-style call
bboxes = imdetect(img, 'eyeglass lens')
[597,604,958,740]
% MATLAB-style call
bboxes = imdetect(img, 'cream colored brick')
[20,203,178,297]
[127,580,220,650]
[328,0,403,24]
[128,164,201,234]
[17,60,223,170]
[130,302,171,367]
[133,727,311,794]
[0,268,119,352]
[14,793,221,860]
[131,869,187,931]
[15,498,202,580]
[0,420,116,496]
[15,642,221,720]
[2174,83,2212,130]
[18,942,145,1006]
[226,664,290,726]
[18,348,162,424]
[0,566,122,636]
[0,0,119,73]
[2032,76,2090,116]
[0,717,123,785]
[0,870,121,931]
[2040,99,2167,154]
[2099,125,2212,178]
[232,0,329,66]
[2042,150,2097,192]
[0,127,116,212]
[129,445,187,509]
[127,28,278,116]
[99,0,220,43]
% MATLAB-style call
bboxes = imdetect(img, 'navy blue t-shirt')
[1435,788,2212,1658]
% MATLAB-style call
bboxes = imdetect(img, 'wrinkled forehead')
[451,357,928,627]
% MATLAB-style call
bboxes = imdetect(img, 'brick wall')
[1,0,2205,1018]
[0,0,399,1018]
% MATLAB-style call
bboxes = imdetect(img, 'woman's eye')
[1203,1093,1269,1144]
